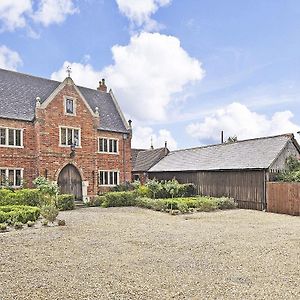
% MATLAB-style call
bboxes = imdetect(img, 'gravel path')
[0,207,299,300]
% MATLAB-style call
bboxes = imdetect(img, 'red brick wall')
[0,81,132,197]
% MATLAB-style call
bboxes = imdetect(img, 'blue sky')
[0,0,299,149]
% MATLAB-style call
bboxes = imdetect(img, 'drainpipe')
[123,134,127,183]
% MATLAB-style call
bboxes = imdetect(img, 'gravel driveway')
[0,207,299,300]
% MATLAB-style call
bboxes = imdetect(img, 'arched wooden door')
[58,164,83,200]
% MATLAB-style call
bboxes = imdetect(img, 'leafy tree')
[276,156,300,182]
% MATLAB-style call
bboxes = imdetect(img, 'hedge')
[56,194,75,211]
[0,189,40,206]
[0,205,40,224]
[102,191,136,207]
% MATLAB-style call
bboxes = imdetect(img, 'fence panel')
[267,182,300,216]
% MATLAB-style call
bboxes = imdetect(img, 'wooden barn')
[148,134,300,210]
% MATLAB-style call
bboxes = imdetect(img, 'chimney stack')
[97,78,107,92]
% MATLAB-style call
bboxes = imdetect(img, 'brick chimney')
[97,78,107,92]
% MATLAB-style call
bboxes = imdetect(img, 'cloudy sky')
[0,0,299,149]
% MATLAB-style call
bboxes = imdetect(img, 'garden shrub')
[111,182,135,192]
[136,185,151,197]
[276,156,300,182]
[0,223,7,231]
[102,191,137,207]
[0,205,40,224]
[0,189,41,207]
[40,205,59,223]
[216,197,236,209]
[56,194,75,211]
[87,195,106,207]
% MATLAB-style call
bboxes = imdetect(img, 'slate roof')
[149,134,297,172]
[0,68,129,133]
[132,147,168,172]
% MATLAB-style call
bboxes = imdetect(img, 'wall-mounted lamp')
[70,143,76,158]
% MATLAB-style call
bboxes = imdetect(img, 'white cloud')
[0,0,78,32]
[51,32,204,122]
[0,45,22,70]
[102,32,204,121]
[186,102,300,143]
[132,125,177,150]
[0,0,32,31]
[116,0,171,31]
[51,61,100,88]
[32,0,79,26]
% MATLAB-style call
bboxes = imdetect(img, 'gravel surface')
[0,207,299,300]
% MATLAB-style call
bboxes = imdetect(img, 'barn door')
[58,164,83,200]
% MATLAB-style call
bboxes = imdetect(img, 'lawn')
[0,207,299,299]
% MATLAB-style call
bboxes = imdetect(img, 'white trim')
[0,167,24,188]
[98,137,119,154]
[40,77,97,117]
[98,170,120,186]
[63,96,77,116]
[59,126,81,147]
[0,127,24,148]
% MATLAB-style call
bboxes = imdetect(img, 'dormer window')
[65,97,75,115]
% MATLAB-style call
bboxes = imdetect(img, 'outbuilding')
[148,134,300,210]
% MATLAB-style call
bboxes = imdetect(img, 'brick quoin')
[0,76,132,199]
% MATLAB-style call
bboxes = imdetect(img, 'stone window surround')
[59,126,81,148]
[0,168,23,188]
[98,170,120,186]
[0,127,24,148]
[63,95,76,116]
[98,137,119,155]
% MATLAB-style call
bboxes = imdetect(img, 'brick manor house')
[0,68,132,200]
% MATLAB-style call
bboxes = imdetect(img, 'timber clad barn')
[149,134,300,210]
[0,68,132,200]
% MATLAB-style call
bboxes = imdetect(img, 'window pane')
[15,170,21,187]
[8,170,14,186]
[99,138,104,152]
[103,139,108,152]
[104,172,108,185]
[0,128,6,145]
[0,169,6,186]
[109,172,114,185]
[66,99,74,114]
[67,128,72,145]
[114,172,118,185]
[109,140,113,152]
[100,171,104,185]
[8,129,14,146]
[15,130,21,146]
[61,128,66,145]
[74,129,79,146]
[114,140,118,153]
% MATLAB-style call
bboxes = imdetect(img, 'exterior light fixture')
[70,143,76,158]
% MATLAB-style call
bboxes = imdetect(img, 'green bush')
[56,194,75,211]
[0,206,40,224]
[136,185,151,197]
[276,156,300,182]
[0,223,7,231]
[110,182,135,192]
[178,184,197,197]
[216,197,236,209]
[102,191,136,207]
[40,205,59,223]
[0,189,41,206]
[87,195,106,207]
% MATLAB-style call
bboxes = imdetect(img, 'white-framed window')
[64,97,76,115]
[0,127,23,148]
[98,138,118,154]
[59,126,81,147]
[0,168,23,187]
[99,170,119,186]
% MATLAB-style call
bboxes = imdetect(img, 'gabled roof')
[149,134,299,172]
[132,147,169,172]
[0,68,129,133]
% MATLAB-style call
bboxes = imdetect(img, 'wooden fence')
[267,182,300,216]
[150,170,266,210]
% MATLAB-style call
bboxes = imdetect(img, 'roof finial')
[95,106,99,116]
[66,65,72,78]
[150,136,154,150]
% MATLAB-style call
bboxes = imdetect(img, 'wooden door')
[58,164,83,200]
